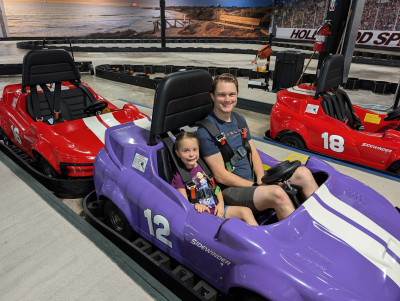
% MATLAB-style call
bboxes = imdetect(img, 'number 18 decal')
[321,132,344,152]
[144,208,172,248]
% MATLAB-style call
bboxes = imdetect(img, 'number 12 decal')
[321,132,344,152]
[144,209,172,248]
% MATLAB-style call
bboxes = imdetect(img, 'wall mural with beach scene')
[2,0,273,38]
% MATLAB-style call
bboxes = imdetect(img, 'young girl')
[171,131,258,226]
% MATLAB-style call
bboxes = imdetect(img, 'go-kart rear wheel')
[0,126,5,140]
[279,133,306,149]
[104,200,134,240]
[228,288,268,301]
[40,157,58,178]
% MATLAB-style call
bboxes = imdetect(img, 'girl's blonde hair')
[174,131,199,151]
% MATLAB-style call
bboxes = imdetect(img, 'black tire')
[279,133,306,149]
[89,64,95,75]
[0,126,5,140]
[1,127,13,146]
[387,160,400,176]
[3,135,12,146]
[40,157,58,178]
[228,288,268,301]
[104,200,134,240]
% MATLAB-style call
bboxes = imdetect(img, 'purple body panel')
[94,120,400,300]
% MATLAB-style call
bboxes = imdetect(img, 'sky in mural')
[5,0,273,7]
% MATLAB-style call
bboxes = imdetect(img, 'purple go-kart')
[86,70,400,300]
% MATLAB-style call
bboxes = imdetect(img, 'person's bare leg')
[289,166,318,198]
[253,185,295,221]
[225,206,258,226]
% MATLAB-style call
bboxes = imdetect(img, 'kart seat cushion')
[26,93,54,123]
[150,69,213,145]
[157,146,175,184]
[25,87,94,122]
[320,89,360,129]
[59,88,93,121]
[22,49,80,89]
[317,54,344,93]
[317,54,361,129]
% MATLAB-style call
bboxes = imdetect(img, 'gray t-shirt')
[196,112,252,180]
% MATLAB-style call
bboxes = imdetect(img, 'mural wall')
[2,0,399,48]
[2,0,272,38]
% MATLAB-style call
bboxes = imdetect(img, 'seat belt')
[40,82,62,123]
[29,85,43,122]
[162,136,218,203]
[327,91,345,122]
[333,90,348,123]
[71,81,97,105]
[337,89,363,130]
[199,112,251,172]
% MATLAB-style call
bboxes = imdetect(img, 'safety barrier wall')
[15,38,400,67]
[95,64,399,95]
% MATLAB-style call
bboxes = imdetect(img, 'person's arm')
[214,191,225,218]
[249,140,265,185]
[176,187,188,199]
[204,152,253,187]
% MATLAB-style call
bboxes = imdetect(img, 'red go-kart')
[268,54,400,175]
[0,49,147,195]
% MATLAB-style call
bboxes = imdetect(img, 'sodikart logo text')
[361,143,392,153]
[191,239,231,266]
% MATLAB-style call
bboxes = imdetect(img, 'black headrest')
[317,54,344,93]
[149,69,213,145]
[22,49,80,90]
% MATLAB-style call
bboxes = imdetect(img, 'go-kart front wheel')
[387,160,400,176]
[40,157,58,178]
[104,200,134,240]
[279,133,306,149]
[0,127,13,146]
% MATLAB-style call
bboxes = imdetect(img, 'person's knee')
[295,166,313,179]
[291,166,314,184]
[268,185,290,206]
[254,185,291,211]
[242,206,253,217]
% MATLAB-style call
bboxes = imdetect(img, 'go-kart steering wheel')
[262,160,301,185]
[384,107,400,121]
[84,101,108,115]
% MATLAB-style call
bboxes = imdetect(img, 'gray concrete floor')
[0,153,177,301]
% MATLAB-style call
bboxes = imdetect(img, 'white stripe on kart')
[133,117,152,131]
[287,86,316,96]
[303,196,400,288]
[83,116,106,144]
[316,185,400,260]
[99,113,121,127]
